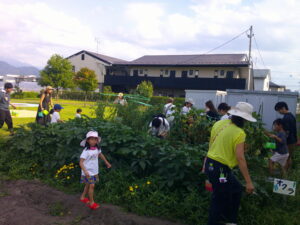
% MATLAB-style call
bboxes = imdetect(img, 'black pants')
[0,109,13,130]
[205,158,243,225]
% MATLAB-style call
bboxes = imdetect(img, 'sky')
[0,0,299,91]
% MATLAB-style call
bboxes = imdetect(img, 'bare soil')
[0,179,184,225]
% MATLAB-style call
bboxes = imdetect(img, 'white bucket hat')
[228,102,257,122]
[80,131,101,147]
[186,98,195,105]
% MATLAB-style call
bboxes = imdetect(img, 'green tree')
[39,54,74,98]
[74,67,98,102]
[136,81,153,98]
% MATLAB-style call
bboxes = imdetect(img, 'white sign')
[273,179,296,196]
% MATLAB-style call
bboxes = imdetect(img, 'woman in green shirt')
[205,102,256,225]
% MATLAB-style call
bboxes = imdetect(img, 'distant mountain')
[0,61,40,76]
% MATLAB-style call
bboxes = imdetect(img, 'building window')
[226,71,234,79]
[214,70,218,76]
[139,69,143,74]
[72,66,75,72]
[220,70,225,76]
[195,70,199,75]
[81,54,85,60]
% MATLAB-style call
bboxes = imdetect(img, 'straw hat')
[80,131,101,147]
[46,86,54,90]
[118,92,124,97]
[228,102,257,122]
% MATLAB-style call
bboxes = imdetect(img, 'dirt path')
[0,180,184,225]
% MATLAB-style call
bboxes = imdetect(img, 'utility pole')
[95,37,100,54]
[247,25,254,90]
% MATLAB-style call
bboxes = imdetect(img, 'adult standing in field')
[274,102,298,170]
[114,93,127,106]
[163,98,175,124]
[0,83,16,135]
[36,86,54,126]
[181,98,194,115]
[204,102,256,225]
[205,100,220,121]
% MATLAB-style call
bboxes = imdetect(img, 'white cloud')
[0,2,94,67]
[0,0,299,90]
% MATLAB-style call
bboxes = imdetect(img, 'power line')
[203,28,250,54]
[272,70,300,74]
[253,35,267,68]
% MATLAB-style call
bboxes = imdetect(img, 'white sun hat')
[228,102,257,122]
[80,131,101,147]
[186,98,195,105]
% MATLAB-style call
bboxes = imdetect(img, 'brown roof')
[67,50,127,64]
[118,54,249,66]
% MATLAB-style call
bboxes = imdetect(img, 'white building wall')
[185,90,227,110]
[185,89,298,130]
[67,53,108,84]
[226,90,298,129]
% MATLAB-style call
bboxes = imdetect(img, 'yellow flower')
[146,181,151,185]
[129,186,134,192]
[67,176,70,180]
[135,185,138,189]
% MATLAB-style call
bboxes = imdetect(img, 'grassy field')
[0,98,97,139]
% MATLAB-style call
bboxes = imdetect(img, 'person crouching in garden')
[0,83,16,135]
[149,115,170,139]
[204,102,256,225]
[36,86,54,125]
[79,131,111,210]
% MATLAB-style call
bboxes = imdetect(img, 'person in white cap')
[204,102,256,225]
[113,92,127,106]
[181,98,194,115]
[79,131,111,210]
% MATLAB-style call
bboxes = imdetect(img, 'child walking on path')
[267,119,289,176]
[79,131,111,210]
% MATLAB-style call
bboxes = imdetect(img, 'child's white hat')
[80,131,101,147]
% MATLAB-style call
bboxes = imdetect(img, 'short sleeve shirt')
[164,103,175,117]
[181,106,191,115]
[51,112,60,123]
[80,148,101,176]
[0,90,10,111]
[282,113,297,145]
[274,131,288,154]
[207,119,246,168]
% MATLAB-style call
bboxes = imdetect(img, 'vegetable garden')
[0,100,299,225]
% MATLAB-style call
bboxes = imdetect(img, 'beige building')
[66,50,126,90]
[67,51,251,97]
[106,54,251,96]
